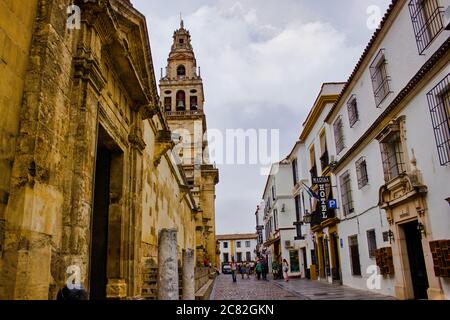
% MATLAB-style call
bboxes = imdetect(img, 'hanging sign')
[312,177,331,219]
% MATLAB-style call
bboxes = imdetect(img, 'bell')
[177,101,185,108]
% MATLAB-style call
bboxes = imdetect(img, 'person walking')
[241,262,246,279]
[255,259,262,280]
[245,262,251,279]
[261,256,268,281]
[282,259,290,282]
[230,258,237,283]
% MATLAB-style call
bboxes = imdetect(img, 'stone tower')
[160,20,219,267]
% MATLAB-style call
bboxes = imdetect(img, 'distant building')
[217,234,258,265]
[261,161,303,277]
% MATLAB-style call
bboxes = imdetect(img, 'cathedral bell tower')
[160,19,219,266]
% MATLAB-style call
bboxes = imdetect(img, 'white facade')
[325,0,450,299]
[287,83,346,284]
[261,162,303,276]
[259,0,450,299]
[218,235,258,266]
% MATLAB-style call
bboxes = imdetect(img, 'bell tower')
[160,20,219,266]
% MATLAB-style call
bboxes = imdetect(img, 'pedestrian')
[241,263,246,279]
[255,260,262,280]
[282,259,289,282]
[261,257,268,281]
[246,262,251,279]
[230,257,237,283]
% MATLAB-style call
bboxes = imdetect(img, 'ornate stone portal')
[377,117,444,300]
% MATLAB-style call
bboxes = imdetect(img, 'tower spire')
[180,12,184,29]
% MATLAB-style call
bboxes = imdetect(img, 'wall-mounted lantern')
[417,222,426,238]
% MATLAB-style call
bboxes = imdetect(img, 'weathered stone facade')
[0,0,209,300]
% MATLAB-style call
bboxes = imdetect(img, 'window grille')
[339,171,354,215]
[355,157,369,189]
[369,49,391,107]
[347,95,359,127]
[408,0,444,54]
[427,73,450,166]
[333,116,345,154]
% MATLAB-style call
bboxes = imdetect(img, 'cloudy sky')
[133,0,391,235]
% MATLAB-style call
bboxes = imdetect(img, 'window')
[333,116,345,154]
[349,235,361,276]
[367,229,377,259]
[292,158,299,185]
[223,242,228,249]
[408,0,444,54]
[164,97,172,111]
[339,171,354,215]
[347,95,359,127]
[223,253,229,263]
[245,241,251,248]
[237,252,242,263]
[355,157,369,189]
[309,146,317,181]
[246,252,251,262]
[370,49,391,107]
[380,133,406,181]
[427,74,450,166]
[319,131,329,170]
[272,185,276,201]
[294,195,301,222]
[190,96,198,110]
[236,241,241,248]
[176,90,186,111]
[273,209,278,231]
[177,65,186,77]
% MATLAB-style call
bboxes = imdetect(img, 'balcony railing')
[165,110,204,117]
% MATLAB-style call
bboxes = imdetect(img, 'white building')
[286,83,346,284]
[261,161,303,277]
[217,234,258,266]
[324,0,450,300]
[281,0,450,300]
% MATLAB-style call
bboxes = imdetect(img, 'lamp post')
[417,222,426,238]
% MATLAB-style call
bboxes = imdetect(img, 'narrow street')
[211,274,395,300]
[210,274,307,300]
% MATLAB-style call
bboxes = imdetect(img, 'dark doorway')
[403,221,429,299]
[89,141,112,300]
[302,248,308,278]
[331,233,341,281]
[318,238,326,278]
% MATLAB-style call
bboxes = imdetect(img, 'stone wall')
[0,0,201,300]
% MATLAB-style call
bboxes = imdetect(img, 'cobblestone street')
[210,274,307,300]
[211,274,396,300]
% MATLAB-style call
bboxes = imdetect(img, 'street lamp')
[388,230,395,244]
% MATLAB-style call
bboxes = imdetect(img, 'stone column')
[182,249,195,300]
[157,228,179,300]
